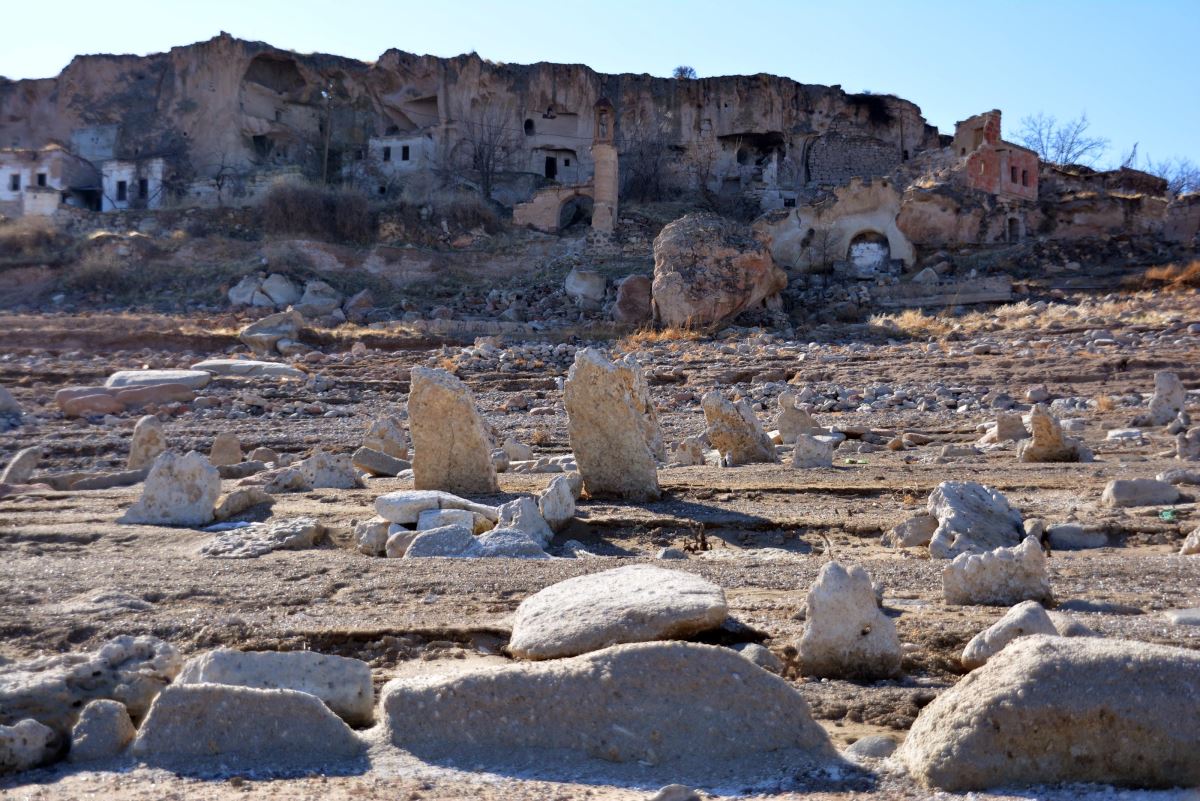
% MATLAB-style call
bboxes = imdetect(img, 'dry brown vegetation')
[1134,260,1200,292]
[0,216,73,263]
[614,325,705,352]
[261,181,373,244]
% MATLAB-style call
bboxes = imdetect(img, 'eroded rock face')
[927,481,1023,559]
[408,367,498,495]
[652,213,787,329]
[901,635,1200,790]
[960,601,1058,670]
[127,416,166,470]
[701,391,778,465]
[1017,404,1092,463]
[381,642,835,776]
[799,562,900,679]
[1133,370,1186,427]
[0,636,181,738]
[176,649,373,726]
[118,451,221,527]
[943,536,1052,606]
[564,349,660,501]
[507,565,728,660]
[0,719,54,774]
[131,684,365,770]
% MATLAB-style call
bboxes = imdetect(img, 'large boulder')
[127,416,166,470]
[507,565,728,660]
[260,273,302,306]
[901,635,1200,790]
[652,213,786,329]
[131,684,365,770]
[1017,404,1093,463]
[943,536,1052,606]
[176,648,373,726]
[799,562,900,679]
[564,349,661,501]
[118,451,221,527]
[380,642,836,779]
[927,481,1024,559]
[1100,478,1180,508]
[0,636,180,739]
[408,367,498,495]
[701,391,778,465]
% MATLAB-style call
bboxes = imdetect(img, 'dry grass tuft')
[868,308,953,339]
[1095,394,1117,412]
[530,428,553,447]
[615,326,705,352]
[1137,260,1200,292]
[261,181,373,244]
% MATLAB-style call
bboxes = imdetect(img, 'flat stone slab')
[191,359,306,379]
[507,564,727,660]
[375,489,498,525]
[132,684,365,770]
[105,370,211,390]
[381,641,835,781]
[176,648,373,725]
[1164,608,1200,626]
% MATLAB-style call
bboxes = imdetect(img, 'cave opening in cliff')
[849,230,890,270]
[557,195,593,230]
[244,55,306,94]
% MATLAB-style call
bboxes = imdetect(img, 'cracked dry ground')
[1,301,1200,800]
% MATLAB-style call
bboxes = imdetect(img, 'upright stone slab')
[563,349,660,501]
[408,367,497,495]
[118,451,221,527]
[776,391,818,444]
[1017,404,1092,463]
[702,391,778,465]
[799,562,900,679]
[1134,370,1186,427]
[0,447,41,485]
[127,416,165,470]
[209,432,242,467]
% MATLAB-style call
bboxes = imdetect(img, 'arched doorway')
[558,194,594,231]
[848,230,890,271]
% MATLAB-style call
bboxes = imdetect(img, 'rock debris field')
[2,297,1200,801]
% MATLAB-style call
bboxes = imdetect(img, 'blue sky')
[4,0,1197,166]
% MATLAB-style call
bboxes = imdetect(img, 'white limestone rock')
[260,273,302,306]
[976,412,1028,445]
[799,562,900,679]
[731,643,784,674]
[791,433,833,468]
[374,489,498,525]
[927,481,1024,559]
[380,642,835,778]
[1180,527,1200,555]
[900,635,1200,790]
[497,496,554,548]
[0,635,181,737]
[886,513,938,548]
[1100,478,1180,508]
[105,369,211,390]
[776,390,819,444]
[960,600,1058,670]
[507,564,727,660]
[127,416,165,470]
[0,446,41,485]
[1017,404,1092,462]
[538,474,575,532]
[239,309,305,356]
[131,684,365,770]
[0,719,54,774]
[363,415,408,460]
[416,508,476,531]
[118,451,220,527]
[701,391,778,465]
[1176,427,1200,461]
[191,358,305,379]
[403,524,478,558]
[200,517,323,558]
[177,648,373,726]
[208,432,242,467]
[384,527,417,558]
[564,349,661,501]
[1133,370,1186,427]
[68,699,135,763]
[408,367,498,494]
[296,450,362,489]
[943,536,1052,606]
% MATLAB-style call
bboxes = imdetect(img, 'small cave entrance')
[1007,217,1022,243]
[848,231,890,271]
[243,54,306,94]
[558,195,594,230]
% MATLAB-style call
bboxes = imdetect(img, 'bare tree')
[805,226,844,274]
[1116,144,1200,196]
[672,65,697,80]
[1017,112,1109,167]
[620,118,673,202]
[456,102,517,200]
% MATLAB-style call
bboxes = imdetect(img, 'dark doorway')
[544,156,557,180]
[1008,217,1021,242]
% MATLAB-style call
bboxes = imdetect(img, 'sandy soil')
[1,295,1199,800]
